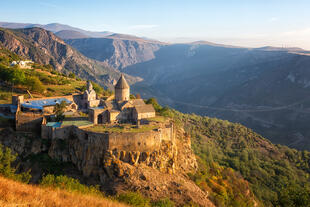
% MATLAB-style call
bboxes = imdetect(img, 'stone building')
[1,74,155,133]
[11,81,101,132]
[89,74,155,124]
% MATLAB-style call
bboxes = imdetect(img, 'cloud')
[269,17,278,22]
[129,25,159,30]
[38,2,58,8]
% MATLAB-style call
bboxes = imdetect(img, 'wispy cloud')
[129,25,159,30]
[38,2,58,8]
[269,17,278,22]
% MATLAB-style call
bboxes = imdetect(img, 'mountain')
[65,37,166,69]
[55,30,91,39]
[0,22,113,38]
[116,43,310,150]
[0,27,138,88]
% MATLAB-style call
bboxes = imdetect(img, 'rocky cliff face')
[0,27,139,88]
[46,124,210,206]
[65,37,164,69]
[0,124,214,206]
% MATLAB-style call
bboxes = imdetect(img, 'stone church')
[89,74,155,124]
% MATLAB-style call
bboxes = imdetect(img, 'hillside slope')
[122,43,310,150]
[0,176,128,207]
[158,107,310,206]
[65,37,165,69]
[0,27,138,88]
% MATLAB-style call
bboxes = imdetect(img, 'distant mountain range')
[2,21,310,150]
[0,27,139,88]
[123,44,310,150]
[0,22,113,37]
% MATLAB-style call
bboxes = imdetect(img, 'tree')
[0,144,31,183]
[145,97,162,112]
[68,72,76,79]
[90,81,103,95]
[24,76,44,93]
[53,100,67,121]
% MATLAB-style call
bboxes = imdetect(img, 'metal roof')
[21,98,72,110]
[46,122,61,128]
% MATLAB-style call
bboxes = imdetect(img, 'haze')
[1,0,310,49]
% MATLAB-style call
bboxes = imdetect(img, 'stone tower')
[115,74,130,102]
[87,80,93,92]
[84,81,96,101]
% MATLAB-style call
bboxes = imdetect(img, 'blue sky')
[2,0,310,49]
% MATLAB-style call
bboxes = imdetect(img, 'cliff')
[0,27,139,88]
[0,122,214,206]
[65,37,165,69]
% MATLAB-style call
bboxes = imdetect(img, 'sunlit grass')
[0,176,129,207]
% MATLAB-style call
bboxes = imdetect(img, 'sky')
[2,0,310,49]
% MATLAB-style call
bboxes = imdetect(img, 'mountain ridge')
[0,27,139,88]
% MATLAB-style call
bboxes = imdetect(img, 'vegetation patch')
[157,106,310,206]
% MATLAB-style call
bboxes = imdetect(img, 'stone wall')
[115,88,129,102]
[57,123,174,152]
[133,111,156,120]
[48,123,176,177]
[16,112,43,132]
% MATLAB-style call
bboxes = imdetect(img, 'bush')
[24,76,45,93]
[0,65,25,85]
[40,174,101,195]
[68,72,76,79]
[145,98,162,112]
[0,144,31,183]
[116,192,150,207]
[151,198,175,207]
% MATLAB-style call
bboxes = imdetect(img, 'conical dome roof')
[115,74,129,89]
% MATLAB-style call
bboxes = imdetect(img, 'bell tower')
[115,74,130,102]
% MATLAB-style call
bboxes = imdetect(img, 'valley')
[0,22,310,206]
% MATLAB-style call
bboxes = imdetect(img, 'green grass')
[86,124,157,133]
[146,116,167,123]
[62,120,93,127]
[45,81,85,96]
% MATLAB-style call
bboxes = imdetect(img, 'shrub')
[40,174,101,195]
[116,192,150,207]
[68,72,76,79]
[151,198,174,207]
[145,98,162,112]
[0,65,25,85]
[0,144,31,183]
[24,76,45,93]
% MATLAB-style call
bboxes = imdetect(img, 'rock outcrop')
[0,123,213,206]
[45,122,212,206]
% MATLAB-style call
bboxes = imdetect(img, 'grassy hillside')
[146,98,310,207]
[0,175,129,207]
[0,48,111,104]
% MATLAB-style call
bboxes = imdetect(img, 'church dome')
[115,74,129,89]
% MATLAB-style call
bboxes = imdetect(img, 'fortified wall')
[48,121,177,178]
[45,122,174,151]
